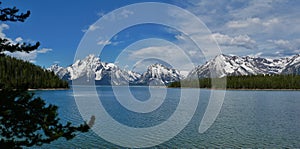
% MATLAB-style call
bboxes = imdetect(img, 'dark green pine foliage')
[225,75,300,89]
[0,55,68,89]
[0,2,40,53]
[0,1,93,148]
[0,89,95,148]
[169,75,300,89]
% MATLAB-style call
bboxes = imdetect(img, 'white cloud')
[0,23,53,63]
[37,48,52,53]
[97,40,112,46]
[226,17,260,28]
[101,9,134,21]
[226,17,279,28]
[15,37,23,42]
[254,38,300,57]
[179,0,300,58]
[268,39,290,47]
[128,45,195,71]
[4,48,53,63]
[88,24,100,31]
[120,9,134,18]
[268,39,300,51]
[82,24,100,32]
[130,46,175,59]
[229,0,275,19]
[248,52,263,58]
[0,23,9,38]
[212,33,257,50]
[262,18,279,27]
[4,51,37,63]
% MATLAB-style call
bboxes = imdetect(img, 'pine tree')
[0,2,93,148]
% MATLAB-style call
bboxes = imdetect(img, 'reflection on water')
[31,87,300,148]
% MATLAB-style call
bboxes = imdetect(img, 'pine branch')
[0,2,30,22]
[0,38,40,53]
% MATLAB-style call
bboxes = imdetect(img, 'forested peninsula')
[0,55,69,89]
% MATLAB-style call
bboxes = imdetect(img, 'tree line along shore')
[0,55,69,89]
[168,75,300,89]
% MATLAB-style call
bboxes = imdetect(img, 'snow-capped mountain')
[281,54,300,75]
[47,64,70,80]
[188,54,300,78]
[49,54,300,84]
[137,63,183,85]
[48,55,182,85]
[48,55,141,85]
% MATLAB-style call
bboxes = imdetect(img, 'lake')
[31,86,300,148]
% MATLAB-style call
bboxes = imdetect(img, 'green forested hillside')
[0,55,68,89]
[169,75,300,89]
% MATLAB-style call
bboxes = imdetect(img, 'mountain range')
[48,54,300,85]
[48,55,183,85]
[188,54,300,78]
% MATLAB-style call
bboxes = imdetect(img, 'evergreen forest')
[0,55,68,89]
[168,75,300,89]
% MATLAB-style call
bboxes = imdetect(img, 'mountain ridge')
[188,54,300,78]
[48,54,300,85]
[48,55,182,85]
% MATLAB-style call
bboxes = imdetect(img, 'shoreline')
[0,88,70,91]
[28,88,70,91]
[168,86,300,91]
[212,88,300,91]
[1,86,296,91]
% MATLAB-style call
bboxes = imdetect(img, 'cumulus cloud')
[4,48,53,63]
[4,51,37,63]
[0,23,53,63]
[212,33,257,50]
[130,46,177,59]
[179,0,300,58]
[266,39,300,56]
[127,44,195,71]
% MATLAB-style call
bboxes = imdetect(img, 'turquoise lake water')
[31,86,300,148]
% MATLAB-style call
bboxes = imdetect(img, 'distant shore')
[169,86,300,91]
[0,86,295,91]
[27,88,69,91]
[0,88,69,91]
[208,88,300,91]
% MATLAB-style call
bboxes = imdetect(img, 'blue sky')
[2,0,300,70]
